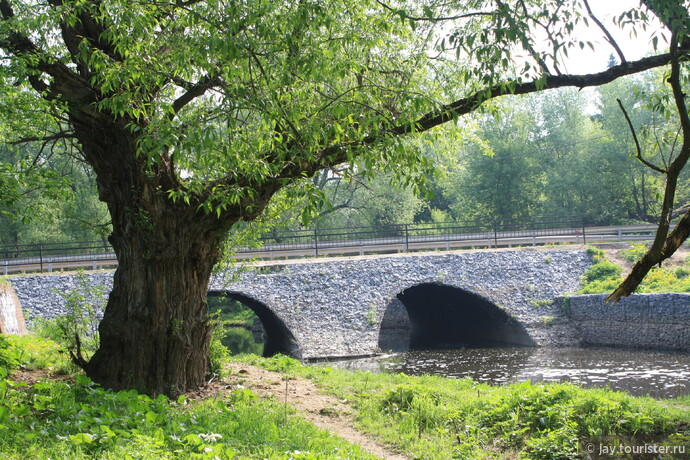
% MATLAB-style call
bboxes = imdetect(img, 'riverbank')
[2,335,689,459]
[235,355,690,459]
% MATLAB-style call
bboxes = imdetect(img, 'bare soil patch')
[226,363,409,460]
[598,242,690,275]
[9,368,70,386]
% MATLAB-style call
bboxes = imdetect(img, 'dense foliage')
[2,70,688,243]
[0,337,373,459]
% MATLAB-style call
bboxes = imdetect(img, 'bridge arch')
[378,282,535,352]
[208,290,301,359]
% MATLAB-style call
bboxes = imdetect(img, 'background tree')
[440,102,543,223]
[0,144,110,248]
[0,0,687,394]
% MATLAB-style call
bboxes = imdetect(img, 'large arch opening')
[208,291,301,359]
[378,283,534,352]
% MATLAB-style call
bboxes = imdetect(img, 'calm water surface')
[324,347,690,399]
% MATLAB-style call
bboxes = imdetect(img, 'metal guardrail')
[0,216,660,274]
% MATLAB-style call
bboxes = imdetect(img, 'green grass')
[4,336,690,459]
[4,334,75,374]
[0,337,374,460]
[240,355,690,460]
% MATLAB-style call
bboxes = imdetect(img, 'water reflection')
[321,347,690,399]
[222,327,264,356]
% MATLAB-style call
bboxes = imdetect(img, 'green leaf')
[184,433,203,446]
[75,375,93,386]
[100,425,116,438]
[69,433,95,445]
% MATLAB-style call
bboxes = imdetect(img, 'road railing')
[0,217,661,274]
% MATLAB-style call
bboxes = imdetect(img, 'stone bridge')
[7,248,591,358]
[207,249,591,358]
[8,248,690,356]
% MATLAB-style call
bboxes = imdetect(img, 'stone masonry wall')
[555,293,690,351]
[208,249,590,357]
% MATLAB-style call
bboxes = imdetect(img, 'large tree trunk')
[84,198,227,395]
[72,121,231,395]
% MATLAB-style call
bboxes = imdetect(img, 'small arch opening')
[378,283,534,352]
[208,291,301,359]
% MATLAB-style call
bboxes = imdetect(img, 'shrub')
[579,250,625,294]
[675,266,690,279]
[579,278,623,294]
[581,260,622,284]
[621,243,648,263]
[586,246,606,263]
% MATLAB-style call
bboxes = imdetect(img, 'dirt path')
[226,363,409,460]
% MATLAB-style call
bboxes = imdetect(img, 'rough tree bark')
[87,205,224,394]
[66,115,233,393]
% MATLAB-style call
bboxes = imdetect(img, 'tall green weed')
[621,243,648,263]
[32,272,105,365]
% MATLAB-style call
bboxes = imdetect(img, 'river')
[318,347,690,399]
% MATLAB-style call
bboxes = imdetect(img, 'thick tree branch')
[171,74,223,116]
[0,0,50,94]
[47,0,123,64]
[400,52,686,136]
[0,0,99,111]
[606,210,690,303]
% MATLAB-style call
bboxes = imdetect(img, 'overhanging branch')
[9,132,77,145]
[309,50,690,164]
[202,47,690,227]
[583,0,626,64]
[399,52,687,136]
